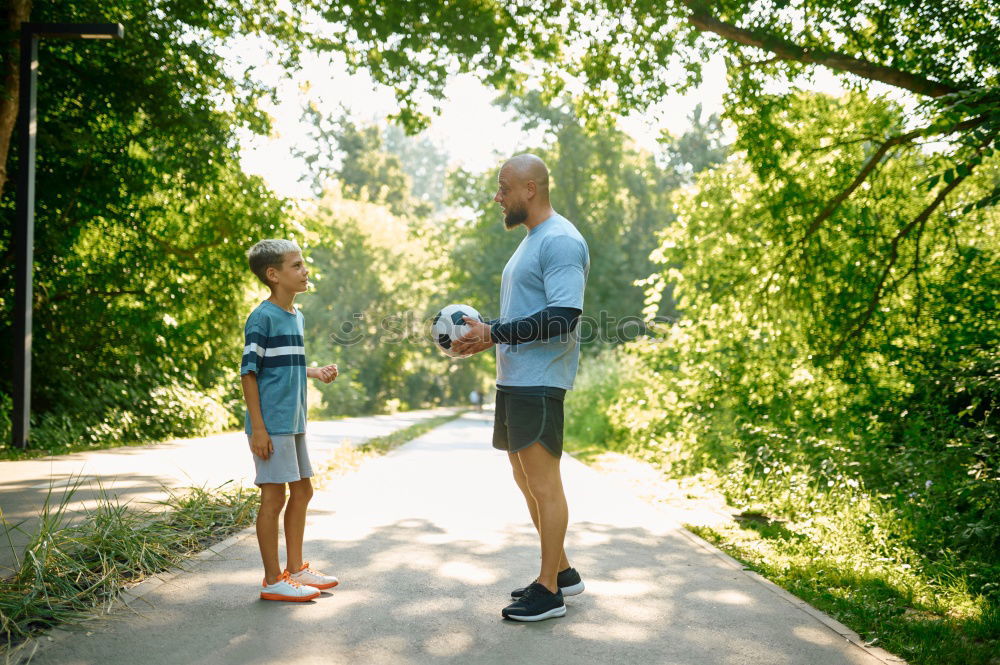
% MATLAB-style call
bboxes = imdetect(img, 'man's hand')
[450,316,495,356]
[308,364,339,383]
[250,430,273,460]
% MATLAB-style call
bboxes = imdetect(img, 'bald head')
[494,153,556,229]
[501,153,550,197]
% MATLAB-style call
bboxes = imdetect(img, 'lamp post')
[11,23,124,449]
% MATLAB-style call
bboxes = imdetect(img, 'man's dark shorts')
[492,386,566,458]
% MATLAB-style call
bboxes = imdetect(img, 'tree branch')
[682,4,959,98]
[762,115,989,295]
[830,132,995,355]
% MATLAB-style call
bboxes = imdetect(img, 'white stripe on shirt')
[263,345,305,357]
[243,343,265,357]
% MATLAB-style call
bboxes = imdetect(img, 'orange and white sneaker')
[260,570,320,602]
[288,562,339,590]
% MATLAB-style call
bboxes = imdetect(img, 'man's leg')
[516,442,569,593]
[257,483,286,584]
[509,452,570,572]
[284,477,313,573]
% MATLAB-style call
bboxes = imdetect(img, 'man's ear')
[526,180,537,200]
[265,265,279,285]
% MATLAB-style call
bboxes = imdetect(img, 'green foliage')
[296,188,490,417]
[631,90,999,566]
[311,2,567,130]
[564,347,643,454]
[446,94,725,332]
[29,374,235,456]
[0,0,295,453]
[566,90,999,664]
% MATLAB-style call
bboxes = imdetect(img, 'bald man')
[452,153,591,622]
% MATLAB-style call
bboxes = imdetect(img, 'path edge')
[673,525,909,665]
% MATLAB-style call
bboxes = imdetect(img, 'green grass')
[689,518,1000,665]
[0,480,259,656]
[570,425,1000,665]
[356,411,464,455]
[314,410,465,482]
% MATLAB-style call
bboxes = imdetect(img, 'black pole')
[9,22,122,449]
[11,32,38,449]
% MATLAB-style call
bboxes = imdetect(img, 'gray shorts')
[248,433,313,486]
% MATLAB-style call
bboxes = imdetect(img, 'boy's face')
[266,251,309,294]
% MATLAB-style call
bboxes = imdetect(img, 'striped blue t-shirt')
[240,300,307,435]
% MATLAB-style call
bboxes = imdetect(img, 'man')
[452,153,590,622]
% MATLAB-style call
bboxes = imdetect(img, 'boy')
[241,238,340,602]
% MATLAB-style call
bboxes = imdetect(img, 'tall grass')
[0,480,259,654]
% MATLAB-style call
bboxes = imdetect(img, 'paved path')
[0,409,458,575]
[25,413,903,665]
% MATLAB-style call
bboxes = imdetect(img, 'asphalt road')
[23,412,903,665]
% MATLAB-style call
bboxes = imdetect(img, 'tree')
[648,91,999,367]
[299,188,489,415]
[446,92,726,340]
[0,0,292,448]
[660,104,727,178]
[0,0,311,195]
[301,0,1000,346]
[294,108,449,216]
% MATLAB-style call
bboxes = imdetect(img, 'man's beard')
[503,204,528,229]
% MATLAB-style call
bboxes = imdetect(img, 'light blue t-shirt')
[240,301,307,435]
[496,213,590,390]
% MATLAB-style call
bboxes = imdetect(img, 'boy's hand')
[311,364,338,383]
[450,317,494,356]
[250,430,273,460]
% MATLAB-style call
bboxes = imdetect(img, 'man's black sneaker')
[511,567,585,598]
[502,582,566,622]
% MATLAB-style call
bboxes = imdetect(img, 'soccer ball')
[431,304,484,358]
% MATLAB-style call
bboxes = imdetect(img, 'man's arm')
[451,306,582,355]
[488,306,582,345]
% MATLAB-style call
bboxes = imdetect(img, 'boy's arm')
[307,364,339,383]
[241,372,273,459]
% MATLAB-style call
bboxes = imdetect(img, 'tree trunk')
[0,0,33,197]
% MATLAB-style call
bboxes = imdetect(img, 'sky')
[236,44,851,201]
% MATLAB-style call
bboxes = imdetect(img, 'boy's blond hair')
[247,239,301,287]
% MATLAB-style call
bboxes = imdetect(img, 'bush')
[566,346,642,452]
[1,374,235,456]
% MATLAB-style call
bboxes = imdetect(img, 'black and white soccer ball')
[431,304,484,358]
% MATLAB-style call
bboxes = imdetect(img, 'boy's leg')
[508,452,570,571]
[284,477,313,573]
[257,483,287,584]
[516,442,569,593]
